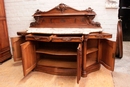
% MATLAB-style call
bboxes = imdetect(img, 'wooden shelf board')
[86,48,98,54]
[36,48,77,55]
[38,58,77,68]
[86,59,96,67]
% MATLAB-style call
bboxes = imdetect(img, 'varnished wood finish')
[17,31,28,36]
[82,33,115,77]
[21,41,36,76]
[0,0,5,17]
[26,34,52,42]
[85,63,100,76]
[30,3,101,28]
[51,35,83,42]
[11,37,25,61]
[100,39,116,71]
[35,65,77,76]
[11,3,116,83]
[87,32,112,39]
[0,0,11,62]
[77,43,82,83]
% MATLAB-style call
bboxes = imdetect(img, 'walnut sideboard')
[11,3,116,83]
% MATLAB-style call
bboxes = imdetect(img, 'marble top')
[27,28,103,34]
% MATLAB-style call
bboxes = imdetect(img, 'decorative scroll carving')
[30,3,101,28]
[35,9,42,14]
[30,16,40,27]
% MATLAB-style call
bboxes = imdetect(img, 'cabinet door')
[11,37,25,61]
[99,39,116,71]
[21,41,36,76]
[77,43,82,83]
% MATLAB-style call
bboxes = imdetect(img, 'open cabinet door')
[77,43,82,83]
[21,41,36,76]
[100,39,116,71]
[11,37,25,61]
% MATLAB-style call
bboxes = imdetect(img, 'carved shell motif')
[56,3,68,13]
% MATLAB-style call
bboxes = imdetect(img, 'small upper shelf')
[36,48,77,55]
[86,48,98,54]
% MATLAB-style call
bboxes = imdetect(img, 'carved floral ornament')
[56,3,68,13]
[55,3,94,13]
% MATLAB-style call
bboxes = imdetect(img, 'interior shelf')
[86,48,98,54]
[86,59,96,67]
[38,58,77,68]
[36,48,77,55]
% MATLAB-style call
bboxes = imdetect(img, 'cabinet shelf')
[38,58,77,68]
[36,48,77,55]
[86,48,98,54]
[86,59,96,67]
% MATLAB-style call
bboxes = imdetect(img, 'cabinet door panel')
[0,0,5,17]
[11,37,25,61]
[21,41,36,76]
[77,43,82,83]
[0,20,9,49]
[100,39,116,71]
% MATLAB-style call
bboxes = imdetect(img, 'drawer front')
[26,35,51,42]
[85,33,112,39]
[52,36,83,42]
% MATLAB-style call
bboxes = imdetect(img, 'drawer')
[85,32,112,39]
[26,34,52,42]
[52,35,83,42]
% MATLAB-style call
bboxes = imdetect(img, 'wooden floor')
[0,58,114,87]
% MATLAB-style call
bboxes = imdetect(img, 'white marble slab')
[27,28,103,34]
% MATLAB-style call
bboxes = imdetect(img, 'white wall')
[4,0,118,41]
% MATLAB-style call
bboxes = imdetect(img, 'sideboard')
[11,3,116,83]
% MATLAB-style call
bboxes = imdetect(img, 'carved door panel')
[21,41,36,76]
[77,43,82,83]
[99,39,116,71]
[11,37,25,61]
